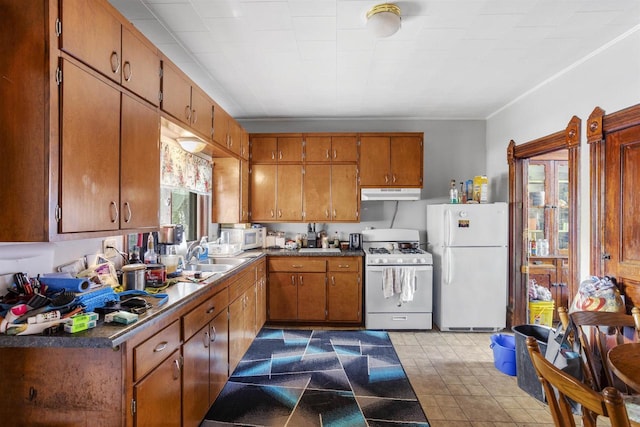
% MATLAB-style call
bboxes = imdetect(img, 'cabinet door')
[228,296,244,373]
[303,165,331,221]
[256,260,267,329]
[161,60,192,126]
[182,326,211,427]
[120,94,160,229]
[212,157,240,224]
[210,309,229,403]
[190,86,213,138]
[332,136,358,162]
[212,102,229,148]
[226,119,242,156]
[251,164,277,221]
[240,160,250,222]
[305,136,332,162]
[243,285,257,345]
[359,136,391,186]
[134,349,182,427]
[59,60,120,233]
[331,164,358,221]
[276,164,303,221]
[328,272,361,322]
[390,135,423,186]
[121,26,160,106]
[297,273,326,321]
[268,272,298,320]
[240,129,250,160]
[278,136,304,162]
[59,0,121,83]
[251,136,277,163]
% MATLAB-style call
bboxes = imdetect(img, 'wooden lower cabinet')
[134,348,182,426]
[0,258,267,427]
[528,256,569,321]
[267,256,362,324]
[327,258,362,322]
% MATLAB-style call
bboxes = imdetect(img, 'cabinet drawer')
[182,289,229,340]
[269,258,326,272]
[134,320,180,381]
[328,258,360,272]
[228,267,256,302]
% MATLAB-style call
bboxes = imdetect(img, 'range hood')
[361,188,421,201]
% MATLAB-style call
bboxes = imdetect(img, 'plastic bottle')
[144,234,157,264]
[459,182,467,203]
[449,179,459,204]
[198,236,209,261]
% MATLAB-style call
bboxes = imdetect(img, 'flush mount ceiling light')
[176,137,206,153]
[366,3,401,38]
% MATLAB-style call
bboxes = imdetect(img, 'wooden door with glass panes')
[527,158,569,256]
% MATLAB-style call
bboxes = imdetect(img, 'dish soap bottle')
[198,236,209,261]
[144,233,157,264]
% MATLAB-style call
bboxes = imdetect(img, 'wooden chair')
[526,336,631,427]
[569,308,640,393]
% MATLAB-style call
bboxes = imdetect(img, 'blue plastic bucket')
[490,334,517,376]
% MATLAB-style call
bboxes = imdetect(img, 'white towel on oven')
[400,267,416,302]
[382,267,395,298]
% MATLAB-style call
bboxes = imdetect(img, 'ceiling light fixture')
[176,137,206,154]
[366,3,401,38]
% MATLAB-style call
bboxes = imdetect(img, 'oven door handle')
[367,266,432,272]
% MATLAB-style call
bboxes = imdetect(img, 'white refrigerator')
[426,202,508,332]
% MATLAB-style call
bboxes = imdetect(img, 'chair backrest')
[569,308,640,392]
[526,336,631,427]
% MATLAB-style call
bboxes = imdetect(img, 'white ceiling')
[107,0,640,120]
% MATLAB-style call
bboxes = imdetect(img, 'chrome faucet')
[185,241,205,265]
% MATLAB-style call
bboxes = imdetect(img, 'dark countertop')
[251,248,365,257]
[0,249,364,349]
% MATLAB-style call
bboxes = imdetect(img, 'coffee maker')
[157,224,184,255]
[349,233,361,250]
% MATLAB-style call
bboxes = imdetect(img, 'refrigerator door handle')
[444,248,452,285]
[445,210,452,246]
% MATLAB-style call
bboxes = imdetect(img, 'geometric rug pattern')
[201,328,430,426]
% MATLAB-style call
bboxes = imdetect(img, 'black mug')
[349,233,361,250]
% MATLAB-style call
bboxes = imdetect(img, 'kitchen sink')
[184,263,234,273]
[197,257,248,265]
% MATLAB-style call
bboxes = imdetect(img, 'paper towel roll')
[40,277,91,293]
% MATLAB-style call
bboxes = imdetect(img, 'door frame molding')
[507,116,581,327]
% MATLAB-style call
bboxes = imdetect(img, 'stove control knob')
[397,258,403,263]
[376,258,382,264]
[412,258,419,264]
[419,258,427,264]
[382,258,388,264]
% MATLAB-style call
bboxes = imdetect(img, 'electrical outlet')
[102,238,118,258]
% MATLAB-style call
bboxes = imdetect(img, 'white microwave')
[222,227,264,250]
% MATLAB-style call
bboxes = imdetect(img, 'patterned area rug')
[201,328,429,427]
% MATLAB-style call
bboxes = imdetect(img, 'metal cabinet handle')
[331,276,335,286]
[110,201,119,223]
[153,342,168,353]
[279,151,283,160]
[123,202,132,223]
[271,151,275,160]
[206,306,215,314]
[299,275,303,286]
[123,61,132,81]
[210,325,217,342]
[270,209,275,218]
[172,358,181,380]
[326,149,330,159]
[385,175,389,183]
[110,51,120,74]
[338,264,350,268]
[291,275,295,285]
[325,209,330,218]
[184,105,191,121]
[192,109,198,124]
[278,209,282,218]
[333,149,337,159]
[392,175,397,183]
[203,331,210,348]
[291,264,303,268]
[332,209,336,218]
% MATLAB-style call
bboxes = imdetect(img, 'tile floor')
[389,330,613,427]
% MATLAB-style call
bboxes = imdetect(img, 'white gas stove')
[362,228,432,266]
[361,228,433,330]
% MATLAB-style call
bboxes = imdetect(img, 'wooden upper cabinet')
[360,134,423,187]
[303,165,331,221]
[59,59,121,233]
[190,86,213,138]
[212,102,229,147]
[306,135,357,163]
[226,119,242,156]
[276,165,303,221]
[390,135,423,186]
[120,94,160,230]
[121,26,160,106]
[250,135,304,163]
[212,157,248,224]
[240,128,250,160]
[303,164,358,222]
[161,60,192,127]
[59,0,121,83]
[162,60,213,139]
[330,164,359,221]
[251,164,277,221]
